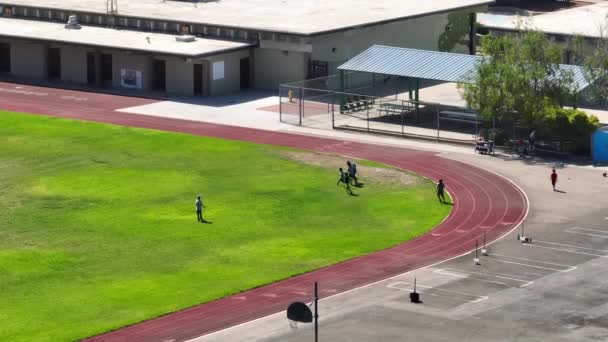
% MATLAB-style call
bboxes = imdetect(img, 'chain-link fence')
[279,73,490,143]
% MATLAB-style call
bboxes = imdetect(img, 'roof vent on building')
[176,35,196,43]
[65,15,81,29]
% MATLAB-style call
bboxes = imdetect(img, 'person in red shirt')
[550,169,558,191]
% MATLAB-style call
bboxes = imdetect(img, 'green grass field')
[0,112,451,341]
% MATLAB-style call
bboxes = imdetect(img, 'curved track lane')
[0,83,528,342]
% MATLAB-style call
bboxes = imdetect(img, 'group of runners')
[337,161,360,195]
[194,165,564,222]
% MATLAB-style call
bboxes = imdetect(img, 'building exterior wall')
[0,5,487,95]
[111,51,153,91]
[165,56,194,95]
[310,8,485,75]
[206,48,250,96]
[254,48,309,89]
[0,38,46,78]
[57,45,87,84]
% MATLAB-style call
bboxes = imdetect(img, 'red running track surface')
[0,83,528,342]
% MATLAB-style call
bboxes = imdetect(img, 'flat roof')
[0,0,492,35]
[0,17,252,57]
[479,2,608,39]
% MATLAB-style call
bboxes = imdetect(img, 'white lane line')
[533,240,608,252]
[492,253,576,267]
[387,282,488,303]
[489,254,577,272]
[433,269,508,286]
[438,268,534,288]
[570,227,608,234]
[565,227,608,239]
[489,259,571,272]
[526,240,608,258]
[523,244,607,258]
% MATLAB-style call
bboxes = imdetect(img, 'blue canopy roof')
[338,45,589,92]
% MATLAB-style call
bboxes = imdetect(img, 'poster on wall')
[120,69,142,89]
[212,61,225,80]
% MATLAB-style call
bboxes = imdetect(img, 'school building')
[0,0,491,96]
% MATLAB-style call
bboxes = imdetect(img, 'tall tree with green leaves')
[574,27,608,108]
[460,31,576,127]
[438,12,474,53]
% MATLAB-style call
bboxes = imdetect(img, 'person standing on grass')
[347,161,358,186]
[437,179,446,203]
[195,195,206,222]
[550,169,558,191]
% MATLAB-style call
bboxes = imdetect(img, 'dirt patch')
[279,151,425,188]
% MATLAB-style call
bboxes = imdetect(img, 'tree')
[460,30,576,128]
[438,12,474,53]
[574,23,608,108]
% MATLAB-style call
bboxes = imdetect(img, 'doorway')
[101,53,112,85]
[152,59,166,92]
[47,47,61,79]
[0,43,10,73]
[240,57,250,89]
[86,52,95,85]
[193,63,202,95]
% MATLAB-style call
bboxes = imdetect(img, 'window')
[308,61,329,79]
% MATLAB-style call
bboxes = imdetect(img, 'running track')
[0,83,528,342]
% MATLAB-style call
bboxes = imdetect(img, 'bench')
[340,96,374,114]
[378,103,405,116]
[439,110,478,124]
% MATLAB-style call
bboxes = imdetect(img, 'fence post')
[437,107,440,142]
[401,100,405,136]
[279,86,282,123]
[331,91,335,129]
[367,105,370,132]
[298,87,303,126]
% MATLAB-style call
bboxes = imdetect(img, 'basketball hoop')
[286,282,319,341]
[286,301,312,332]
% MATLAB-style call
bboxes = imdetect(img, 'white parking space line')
[571,227,608,233]
[566,227,608,239]
[387,282,488,303]
[525,240,608,258]
[436,268,534,288]
[433,269,508,286]
[490,254,577,272]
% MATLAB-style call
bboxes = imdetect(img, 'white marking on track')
[387,282,488,303]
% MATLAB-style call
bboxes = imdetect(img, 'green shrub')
[541,108,600,154]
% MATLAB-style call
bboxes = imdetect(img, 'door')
[240,57,250,89]
[86,52,95,85]
[152,59,166,92]
[0,43,10,73]
[193,63,202,95]
[47,47,61,79]
[101,54,113,85]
